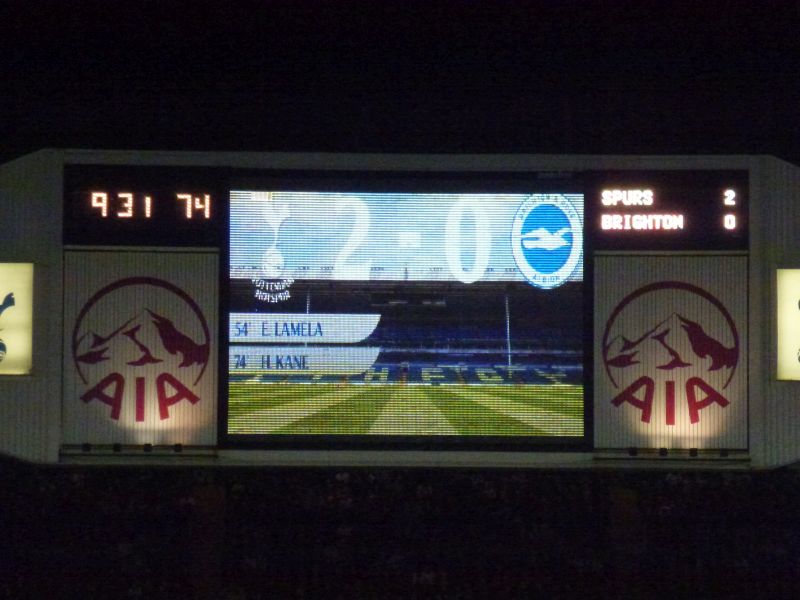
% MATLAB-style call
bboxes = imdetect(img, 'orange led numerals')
[176,193,211,219]
[90,191,152,218]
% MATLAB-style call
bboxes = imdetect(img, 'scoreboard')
[60,164,748,452]
[588,170,747,251]
[64,167,748,251]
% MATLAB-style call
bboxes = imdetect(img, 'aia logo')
[71,277,210,422]
[601,281,739,425]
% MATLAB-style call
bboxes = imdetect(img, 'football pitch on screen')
[228,382,583,437]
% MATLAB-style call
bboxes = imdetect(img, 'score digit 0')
[177,193,211,219]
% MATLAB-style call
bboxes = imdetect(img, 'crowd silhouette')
[2,457,799,599]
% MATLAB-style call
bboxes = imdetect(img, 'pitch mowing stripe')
[501,385,583,418]
[227,387,361,434]
[228,392,308,417]
[368,386,458,435]
[276,387,392,435]
[228,382,582,436]
[486,386,583,419]
[449,387,583,436]
[452,386,583,435]
[228,383,343,416]
[429,387,545,436]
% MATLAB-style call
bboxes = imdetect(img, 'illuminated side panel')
[594,255,748,450]
[0,263,33,375]
[226,189,586,446]
[776,269,800,380]
[62,251,218,446]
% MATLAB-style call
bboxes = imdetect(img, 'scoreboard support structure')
[0,149,795,468]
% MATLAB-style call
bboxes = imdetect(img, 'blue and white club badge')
[511,194,583,289]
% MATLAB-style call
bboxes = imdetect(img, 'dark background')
[1,1,798,164]
[3,5,800,596]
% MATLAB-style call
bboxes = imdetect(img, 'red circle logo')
[601,281,739,425]
[72,277,210,422]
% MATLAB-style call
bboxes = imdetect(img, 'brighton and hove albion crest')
[511,194,582,289]
[71,277,210,422]
[601,281,739,426]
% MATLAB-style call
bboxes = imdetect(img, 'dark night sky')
[1,1,799,164]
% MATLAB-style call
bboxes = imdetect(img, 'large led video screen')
[227,189,585,444]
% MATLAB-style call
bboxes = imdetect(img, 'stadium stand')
[3,456,798,599]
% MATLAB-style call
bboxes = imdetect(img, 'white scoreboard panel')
[6,149,786,465]
[62,251,218,446]
[57,164,751,453]
[594,255,748,450]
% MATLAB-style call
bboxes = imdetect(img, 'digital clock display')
[88,190,212,220]
[63,165,227,247]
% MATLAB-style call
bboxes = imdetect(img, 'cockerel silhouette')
[0,292,15,317]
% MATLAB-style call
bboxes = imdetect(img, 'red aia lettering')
[686,377,729,424]
[135,376,146,422]
[665,380,676,426]
[82,372,200,421]
[156,373,200,420]
[611,376,654,423]
[81,373,125,420]
[612,376,729,425]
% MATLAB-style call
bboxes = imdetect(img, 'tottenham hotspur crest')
[0,292,15,362]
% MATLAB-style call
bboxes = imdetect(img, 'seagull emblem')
[521,227,570,251]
